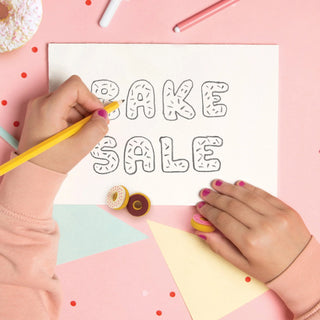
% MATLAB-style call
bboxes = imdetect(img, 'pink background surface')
[1,0,320,319]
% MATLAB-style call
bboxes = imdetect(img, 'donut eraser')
[126,193,151,217]
[0,0,43,53]
[106,185,129,210]
[191,213,215,233]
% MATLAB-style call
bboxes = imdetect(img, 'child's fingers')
[48,75,103,116]
[211,179,279,216]
[65,104,91,124]
[200,188,260,227]
[67,109,109,158]
[197,202,248,252]
[195,231,249,272]
[235,180,288,210]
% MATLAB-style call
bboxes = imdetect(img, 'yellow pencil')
[0,100,124,176]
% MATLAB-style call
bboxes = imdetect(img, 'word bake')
[91,79,229,120]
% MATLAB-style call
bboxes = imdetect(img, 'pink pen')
[173,0,240,33]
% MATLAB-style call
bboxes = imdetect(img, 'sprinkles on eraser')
[106,185,129,210]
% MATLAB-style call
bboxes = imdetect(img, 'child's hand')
[17,75,109,173]
[196,179,311,283]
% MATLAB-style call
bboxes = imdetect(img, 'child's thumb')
[70,109,109,154]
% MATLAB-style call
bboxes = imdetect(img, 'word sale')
[90,135,223,175]
[91,79,229,120]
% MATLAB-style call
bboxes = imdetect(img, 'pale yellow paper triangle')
[148,220,268,320]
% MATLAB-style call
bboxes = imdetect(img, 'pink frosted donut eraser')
[191,213,215,233]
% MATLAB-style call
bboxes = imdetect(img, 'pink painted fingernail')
[202,188,211,197]
[239,181,245,186]
[197,234,207,240]
[197,201,206,209]
[215,180,223,186]
[98,109,108,119]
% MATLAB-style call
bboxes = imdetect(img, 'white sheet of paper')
[49,44,278,205]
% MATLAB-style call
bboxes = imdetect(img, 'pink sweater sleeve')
[0,159,66,320]
[268,236,320,320]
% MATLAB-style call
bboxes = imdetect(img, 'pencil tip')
[121,99,125,103]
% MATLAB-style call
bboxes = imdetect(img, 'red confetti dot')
[85,0,92,5]
[1,100,7,106]
[156,310,162,316]
[13,121,20,127]
[245,276,251,282]
[21,72,27,78]
[32,47,38,53]
[170,291,176,297]
[70,301,76,307]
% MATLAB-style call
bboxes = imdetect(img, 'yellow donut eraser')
[191,213,215,233]
[106,185,129,210]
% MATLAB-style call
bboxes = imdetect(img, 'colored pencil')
[173,0,240,33]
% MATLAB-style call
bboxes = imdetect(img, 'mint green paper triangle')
[0,126,18,149]
[53,205,147,265]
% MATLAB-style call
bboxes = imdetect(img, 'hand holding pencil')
[2,75,120,175]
